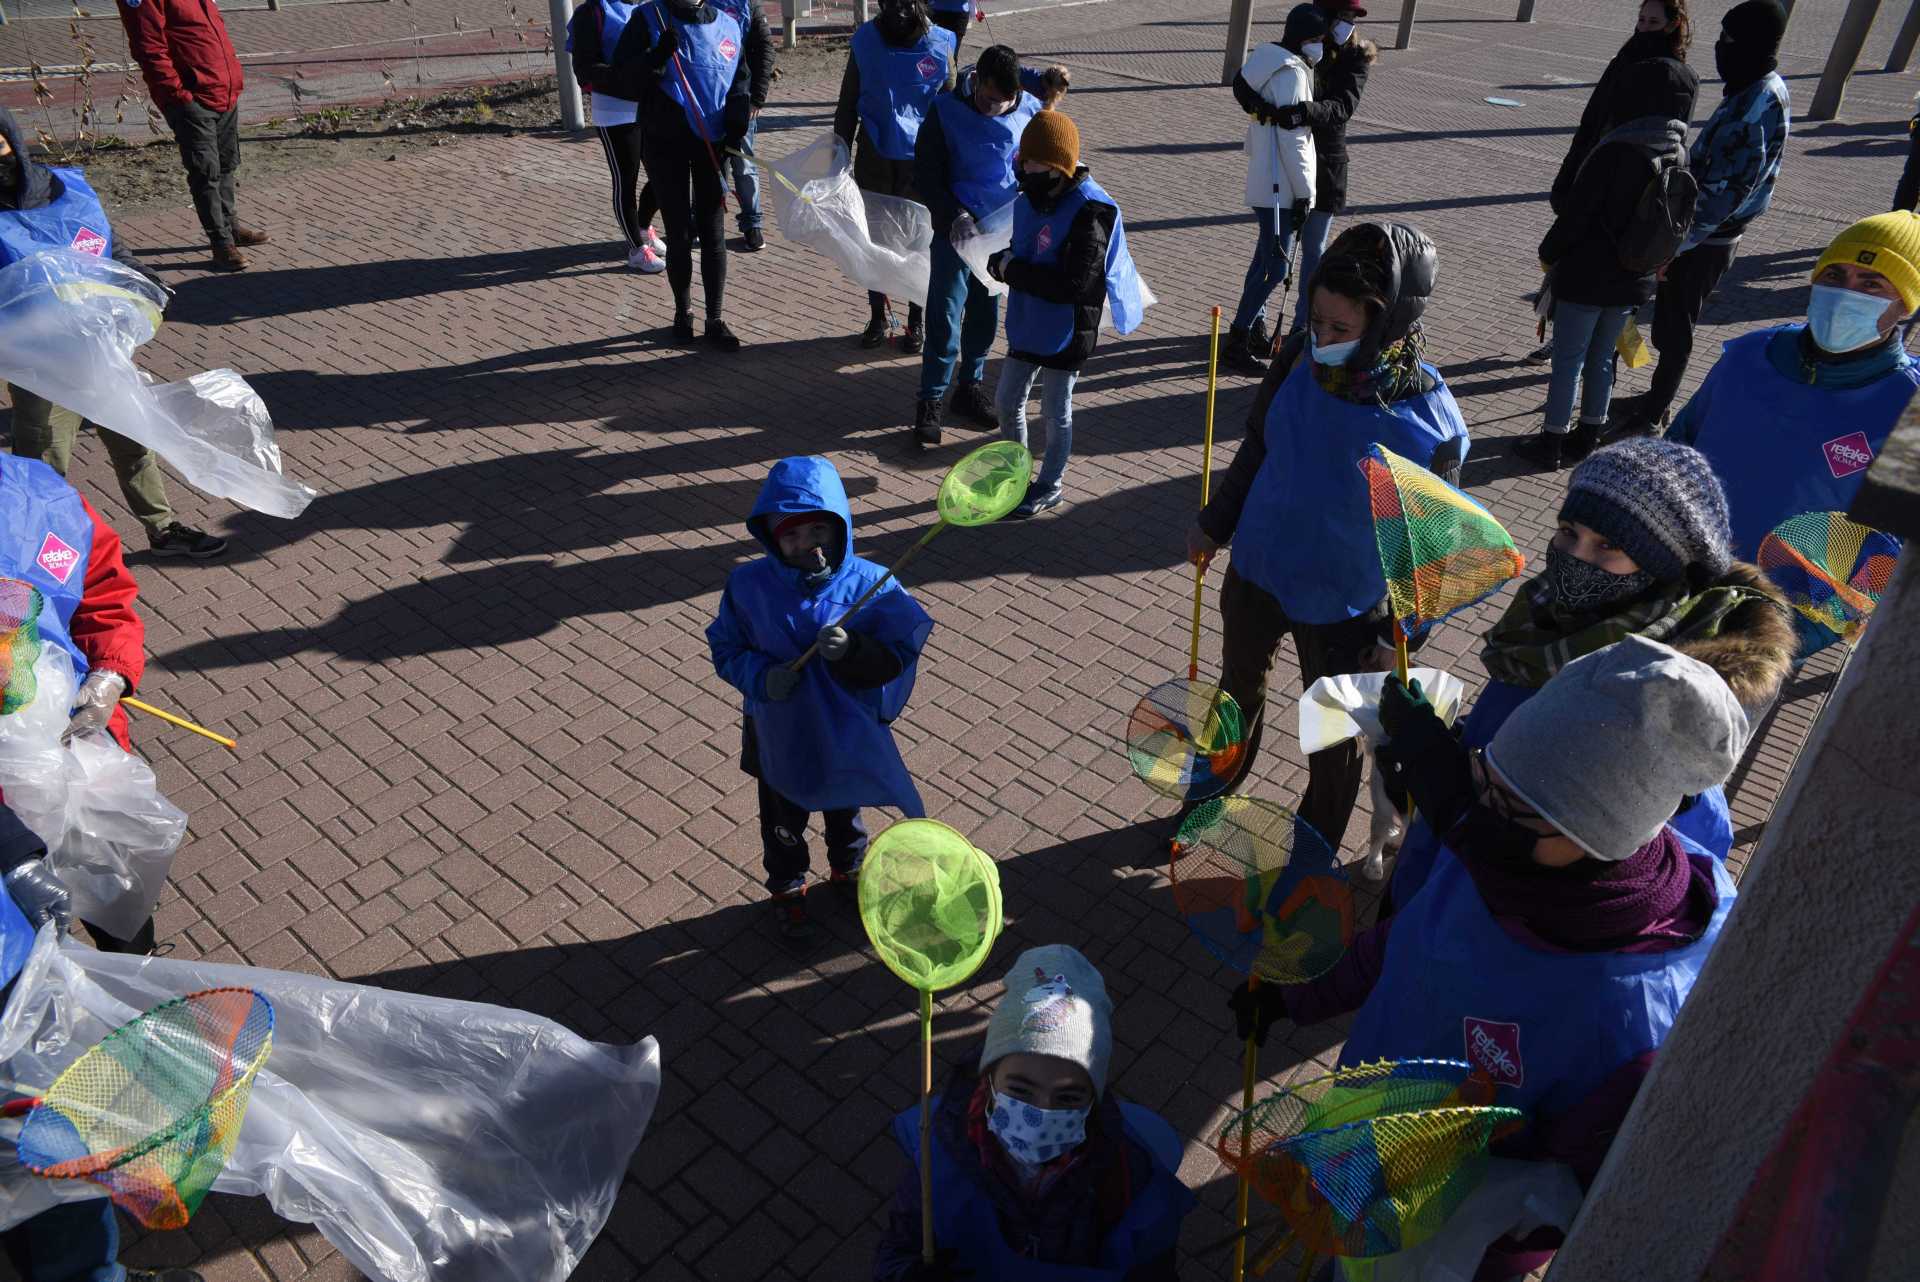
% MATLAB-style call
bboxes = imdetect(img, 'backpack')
[1587,122,1698,273]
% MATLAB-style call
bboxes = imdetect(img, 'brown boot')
[210,244,249,272]
[230,224,270,246]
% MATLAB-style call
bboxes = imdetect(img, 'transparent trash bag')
[0,249,315,518]
[768,134,933,308]
[953,198,1156,330]
[0,930,664,1282]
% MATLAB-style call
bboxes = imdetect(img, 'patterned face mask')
[1545,543,1655,613]
[986,1089,1090,1167]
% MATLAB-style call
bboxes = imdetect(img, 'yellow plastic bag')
[1617,316,1652,369]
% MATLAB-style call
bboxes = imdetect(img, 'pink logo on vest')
[917,53,942,79]
[1462,1017,1524,1088]
[35,531,81,585]
[718,36,738,61]
[70,227,108,256]
[1035,224,1054,253]
[1823,431,1875,479]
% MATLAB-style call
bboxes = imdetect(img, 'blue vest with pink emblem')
[931,83,1041,220]
[1005,175,1145,355]
[0,455,94,689]
[0,168,113,268]
[641,1,741,139]
[1342,836,1732,1120]
[852,20,956,161]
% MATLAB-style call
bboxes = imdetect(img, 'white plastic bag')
[953,197,1157,330]
[0,929,664,1282]
[768,134,933,307]
[1298,668,1469,755]
[0,249,315,518]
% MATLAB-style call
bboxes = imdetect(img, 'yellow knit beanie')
[1814,211,1920,312]
[1019,110,1080,179]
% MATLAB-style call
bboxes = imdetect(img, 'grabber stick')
[122,697,238,751]
[788,522,949,671]
[1190,306,1222,684]
[1392,624,1416,830]
[1234,972,1259,1282]
[919,988,936,1264]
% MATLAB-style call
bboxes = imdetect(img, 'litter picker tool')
[1756,511,1900,648]
[122,697,238,750]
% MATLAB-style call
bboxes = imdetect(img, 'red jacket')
[116,0,245,114]
[72,497,144,751]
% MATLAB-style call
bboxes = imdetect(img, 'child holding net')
[706,456,934,944]
[872,944,1194,1280]
[1231,637,1746,1278]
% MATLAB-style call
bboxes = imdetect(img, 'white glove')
[63,669,127,744]
[950,211,978,246]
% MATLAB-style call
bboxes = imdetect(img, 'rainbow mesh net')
[0,577,45,716]
[17,988,273,1230]
[1756,512,1900,646]
[1126,678,1247,801]
[1362,445,1524,638]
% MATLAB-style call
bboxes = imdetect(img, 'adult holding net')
[1184,222,1466,850]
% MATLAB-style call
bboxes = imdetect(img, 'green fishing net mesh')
[937,441,1033,527]
[859,819,1003,991]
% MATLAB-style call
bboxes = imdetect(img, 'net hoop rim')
[938,440,1034,528]
[859,818,1004,993]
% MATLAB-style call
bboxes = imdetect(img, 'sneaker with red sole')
[773,890,814,943]
[828,865,861,898]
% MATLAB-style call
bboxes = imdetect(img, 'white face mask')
[1301,40,1325,63]
[986,1088,1090,1168]
[1310,332,1362,366]
[1332,19,1354,44]
[1806,282,1892,354]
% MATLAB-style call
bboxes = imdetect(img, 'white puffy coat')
[1241,43,1317,211]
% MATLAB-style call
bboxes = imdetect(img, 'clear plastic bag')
[0,249,315,518]
[768,134,934,307]
[0,929,664,1282]
[953,198,1157,330]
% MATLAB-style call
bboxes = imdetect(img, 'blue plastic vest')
[890,1102,1196,1279]
[931,86,1041,220]
[600,0,638,50]
[0,454,94,690]
[928,0,971,15]
[640,1,742,140]
[852,21,956,161]
[1688,326,1917,560]
[1389,680,1733,907]
[0,168,113,268]
[1345,840,1733,1120]
[1229,361,1469,625]
[1005,176,1146,354]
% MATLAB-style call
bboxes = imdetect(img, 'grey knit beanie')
[979,944,1113,1096]
[1484,635,1748,862]
[1558,439,1733,583]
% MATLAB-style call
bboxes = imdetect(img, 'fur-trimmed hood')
[1671,561,1797,713]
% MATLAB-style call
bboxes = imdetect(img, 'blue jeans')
[0,1197,122,1282]
[1290,210,1336,332]
[1545,300,1631,432]
[727,115,761,234]
[920,233,999,402]
[1232,206,1296,333]
[996,356,1077,496]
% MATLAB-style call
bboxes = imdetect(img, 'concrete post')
[1222,0,1255,85]
[783,0,800,49]
[855,0,871,23]
[1516,0,1536,19]
[1808,0,1886,122]
[1396,0,1418,51]
[1887,0,1920,72]
[548,0,586,131]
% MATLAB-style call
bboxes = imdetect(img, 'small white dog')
[1360,747,1406,884]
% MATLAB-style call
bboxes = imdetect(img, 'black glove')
[1288,198,1310,236]
[647,25,680,66]
[1227,980,1290,1047]
[986,249,1011,283]
[1374,676,1474,831]
[764,666,801,701]
[900,1248,973,1281]
[4,860,72,933]
[1268,103,1307,129]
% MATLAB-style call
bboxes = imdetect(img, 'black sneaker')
[902,320,924,354]
[773,891,814,943]
[1512,429,1566,471]
[149,523,228,559]
[950,380,1000,430]
[1007,487,1063,519]
[1249,315,1273,358]
[1223,327,1267,375]
[706,318,743,353]
[912,398,944,449]
[859,311,890,349]
[1523,339,1554,365]
[672,312,697,342]
[1565,420,1602,463]
[741,227,766,253]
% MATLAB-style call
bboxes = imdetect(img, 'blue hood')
[746,456,855,586]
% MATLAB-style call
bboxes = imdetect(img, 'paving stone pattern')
[7,1,1907,1277]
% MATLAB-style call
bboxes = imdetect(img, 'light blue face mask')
[1310,332,1362,366]
[1807,283,1891,354]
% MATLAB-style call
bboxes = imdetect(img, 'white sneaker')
[627,244,666,274]
[643,227,667,254]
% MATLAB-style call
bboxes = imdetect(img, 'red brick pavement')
[6,1,1906,1278]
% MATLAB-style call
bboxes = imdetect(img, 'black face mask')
[1713,37,1776,91]
[1446,802,1541,867]
[1544,543,1656,614]
[877,2,925,44]
[1018,170,1064,204]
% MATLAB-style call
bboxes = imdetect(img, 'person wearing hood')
[911,44,1069,447]
[1234,637,1745,1279]
[1378,438,1795,914]
[1551,1,1694,217]
[1670,212,1920,567]
[706,456,934,943]
[0,111,227,559]
[987,110,1143,519]
[1186,222,1468,852]
[1520,55,1700,471]
[1613,0,1791,438]
[873,944,1195,1281]
[607,0,753,351]
[1223,3,1324,373]
[834,0,958,351]
[567,0,670,274]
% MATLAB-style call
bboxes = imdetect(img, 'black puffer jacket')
[1295,36,1374,213]
[1002,166,1117,372]
[1551,27,1689,215]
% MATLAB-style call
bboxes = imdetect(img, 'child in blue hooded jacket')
[707,456,934,942]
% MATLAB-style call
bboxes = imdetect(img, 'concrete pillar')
[783,0,800,49]
[1222,0,1256,85]
[548,0,585,131]
[1516,0,1536,20]
[1396,0,1418,51]
[1808,0,1886,122]
[1887,0,1920,72]
[855,0,871,22]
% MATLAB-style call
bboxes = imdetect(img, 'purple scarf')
[1459,827,1712,954]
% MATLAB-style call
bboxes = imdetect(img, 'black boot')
[1224,325,1267,374]
[912,397,944,448]
[706,318,743,353]
[1249,315,1273,359]
[672,311,697,342]
[1513,428,1567,471]
[902,304,925,354]
[859,301,890,348]
[950,380,1000,429]
[1565,419,1602,462]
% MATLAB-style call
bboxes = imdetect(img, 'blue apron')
[1005,175,1146,353]
[1345,839,1733,1121]
[1687,325,1917,560]
[1230,361,1469,625]
[641,1,742,140]
[852,21,956,161]
[929,0,972,16]
[0,168,113,267]
[931,86,1041,220]
[891,1102,1195,1279]
[1389,680,1733,907]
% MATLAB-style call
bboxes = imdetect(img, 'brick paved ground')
[3,1,1910,1278]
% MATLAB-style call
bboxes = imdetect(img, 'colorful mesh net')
[1126,678,1247,801]
[1362,445,1525,639]
[937,441,1033,528]
[1756,512,1901,646]
[1217,1060,1523,1259]
[0,576,45,716]
[17,987,273,1230]
[1170,797,1352,984]
[859,819,1004,992]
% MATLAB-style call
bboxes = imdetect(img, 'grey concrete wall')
[1548,553,1920,1280]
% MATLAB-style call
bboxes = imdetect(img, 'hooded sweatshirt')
[706,456,933,815]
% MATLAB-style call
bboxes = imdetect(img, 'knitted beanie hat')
[1558,439,1733,583]
[1019,111,1080,179]
[979,944,1113,1096]
[1722,0,1787,48]
[1815,211,1920,313]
